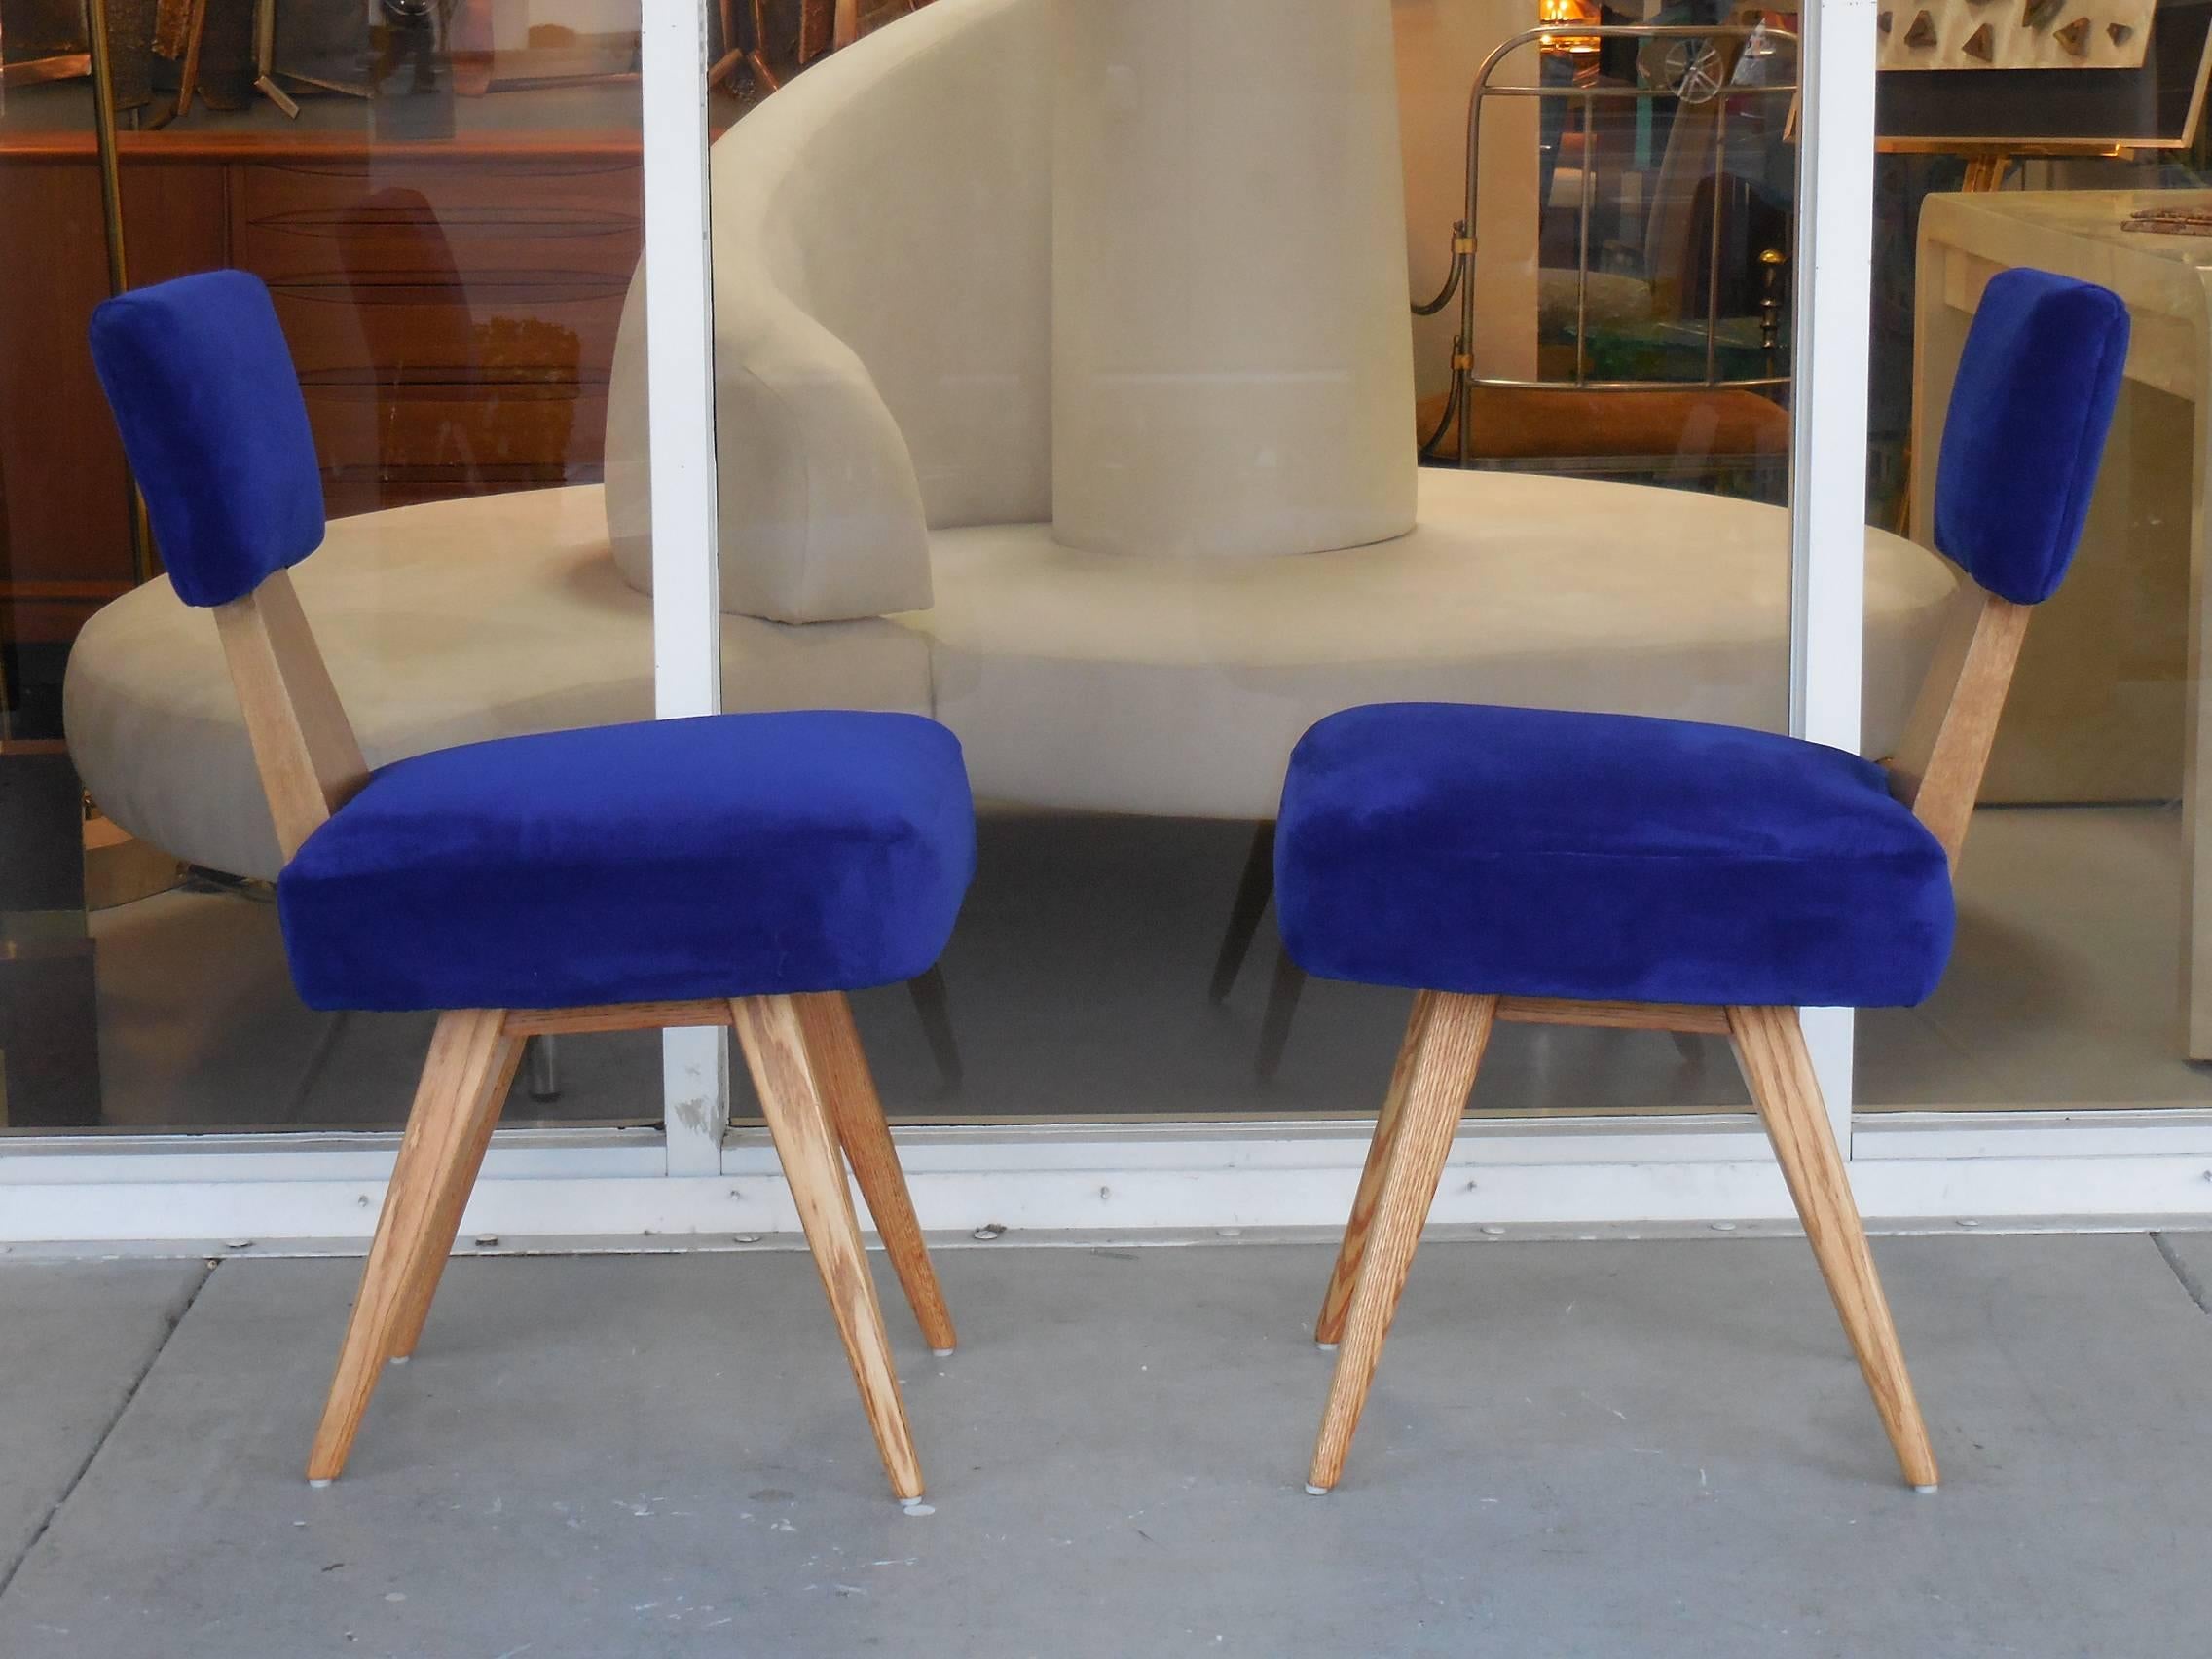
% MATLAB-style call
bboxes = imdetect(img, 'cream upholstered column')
[1051,0,1419,559]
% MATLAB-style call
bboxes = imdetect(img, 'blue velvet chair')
[1276,268,2130,1494]
[88,270,977,1500]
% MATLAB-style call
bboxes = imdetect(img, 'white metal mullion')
[1788,0,1879,1145]
[640,3,727,1176]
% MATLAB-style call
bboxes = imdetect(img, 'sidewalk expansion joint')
[0,1258,216,1605]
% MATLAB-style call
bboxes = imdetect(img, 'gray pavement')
[1,1234,2207,1658]
[0,1260,207,1582]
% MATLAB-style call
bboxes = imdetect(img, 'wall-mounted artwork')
[1879,0,2212,148]
[1879,0,2156,72]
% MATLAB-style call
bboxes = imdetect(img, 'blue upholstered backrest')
[1934,268,2129,607]
[88,270,325,608]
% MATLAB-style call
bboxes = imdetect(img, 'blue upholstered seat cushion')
[89,272,325,608]
[276,711,976,1013]
[1275,703,1954,1009]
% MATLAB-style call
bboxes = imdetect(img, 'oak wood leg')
[384,1030,527,1364]
[307,1008,518,1484]
[798,0,831,61]
[733,994,924,1500]
[1315,992,1435,1346]
[798,991,957,1354]
[1727,1005,1938,1490]
[1308,992,1496,1493]
[717,0,737,77]
[175,0,209,118]
[1208,822,1276,1003]
[744,0,783,93]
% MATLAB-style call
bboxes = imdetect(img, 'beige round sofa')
[64,0,1959,881]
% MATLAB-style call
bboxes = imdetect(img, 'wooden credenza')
[0,123,643,646]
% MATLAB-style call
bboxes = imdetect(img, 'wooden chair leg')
[307,1008,518,1484]
[744,0,783,95]
[905,966,963,1088]
[175,0,210,118]
[798,991,957,1354]
[524,1034,561,1101]
[1256,948,1307,1081]
[733,994,925,1501]
[716,0,739,82]
[1208,821,1276,1003]
[1308,992,1497,1493]
[1727,1004,1939,1490]
[1315,991,1434,1346]
[385,1028,526,1365]
[798,0,830,61]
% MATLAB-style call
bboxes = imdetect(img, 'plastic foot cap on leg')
[387,1355,409,1366]
[932,1348,955,1358]
[308,1477,333,1490]
[1304,1482,1331,1496]
[1314,1341,1338,1352]
[1912,1484,1939,1495]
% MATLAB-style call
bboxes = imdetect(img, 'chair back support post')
[213,568,369,860]
[1885,582,2031,868]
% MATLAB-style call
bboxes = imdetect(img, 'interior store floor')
[67,803,2212,1134]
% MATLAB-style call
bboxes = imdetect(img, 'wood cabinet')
[0,123,643,647]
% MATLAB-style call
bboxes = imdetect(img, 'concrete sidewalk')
[2,1232,2208,1658]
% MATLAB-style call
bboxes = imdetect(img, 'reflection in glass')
[686,0,1843,1125]
[11,2,1841,1137]
[5,3,652,1132]
[1862,2,2212,1110]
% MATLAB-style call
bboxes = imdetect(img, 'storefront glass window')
[1857,0,2212,1111]
[699,0,1832,1128]
[4,0,1868,1143]
[2,0,661,1132]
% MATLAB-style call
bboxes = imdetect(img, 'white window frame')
[1789,0,1877,1141]
[641,0,730,1182]
[4,0,2211,1247]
